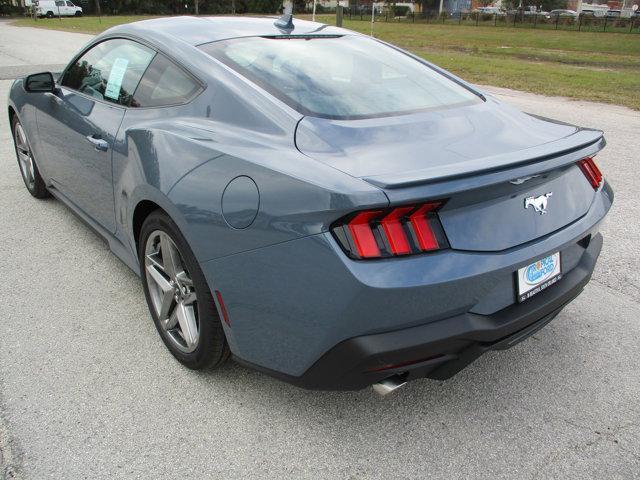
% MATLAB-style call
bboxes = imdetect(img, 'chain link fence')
[343,8,640,34]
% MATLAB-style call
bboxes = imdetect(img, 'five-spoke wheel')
[145,230,200,353]
[139,211,229,369]
[12,116,50,198]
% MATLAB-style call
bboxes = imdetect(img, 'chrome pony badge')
[524,193,552,215]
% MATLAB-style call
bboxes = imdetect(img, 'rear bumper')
[238,233,601,390]
[203,182,612,389]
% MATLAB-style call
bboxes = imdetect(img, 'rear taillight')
[577,157,603,190]
[332,201,449,259]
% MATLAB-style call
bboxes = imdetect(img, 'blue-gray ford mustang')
[8,15,613,393]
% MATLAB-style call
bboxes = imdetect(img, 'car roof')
[105,16,349,47]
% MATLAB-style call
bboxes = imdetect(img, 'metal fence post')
[631,17,635,33]
[534,12,537,28]
[336,5,343,27]
[494,13,497,26]
[603,14,607,32]
[555,13,559,29]
[578,13,582,31]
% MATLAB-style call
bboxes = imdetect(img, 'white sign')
[105,58,129,101]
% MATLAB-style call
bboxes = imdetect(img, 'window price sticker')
[105,57,129,100]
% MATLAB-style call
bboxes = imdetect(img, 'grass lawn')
[13,14,640,110]
[12,15,159,34]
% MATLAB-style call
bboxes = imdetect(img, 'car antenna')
[274,5,294,31]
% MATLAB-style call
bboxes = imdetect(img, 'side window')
[131,54,201,108]
[55,1,65,6]
[62,39,155,107]
[66,1,75,6]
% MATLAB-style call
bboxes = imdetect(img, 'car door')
[65,1,75,14]
[36,38,155,232]
[53,0,65,15]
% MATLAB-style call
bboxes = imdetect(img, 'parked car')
[35,0,82,17]
[605,9,621,17]
[549,9,578,17]
[474,6,505,15]
[8,16,613,394]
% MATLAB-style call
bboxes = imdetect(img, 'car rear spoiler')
[362,128,604,192]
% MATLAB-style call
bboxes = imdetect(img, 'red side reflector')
[577,157,603,190]
[380,206,414,255]
[347,210,383,258]
[214,290,231,327]
[409,203,441,251]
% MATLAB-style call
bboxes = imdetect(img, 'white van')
[34,0,83,17]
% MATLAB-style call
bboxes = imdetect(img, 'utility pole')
[371,0,375,36]
[194,0,198,15]
[438,0,444,16]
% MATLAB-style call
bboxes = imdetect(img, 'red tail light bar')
[577,157,603,190]
[332,201,449,259]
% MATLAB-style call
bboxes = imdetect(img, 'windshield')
[199,35,481,120]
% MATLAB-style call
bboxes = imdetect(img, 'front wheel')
[45,11,53,17]
[139,210,230,369]
[75,10,82,16]
[12,117,50,199]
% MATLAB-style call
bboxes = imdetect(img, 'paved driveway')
[1,21,639,480]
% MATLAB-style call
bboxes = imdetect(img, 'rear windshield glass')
[199,35,481,120]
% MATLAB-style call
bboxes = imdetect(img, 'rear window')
[199,35,481,120]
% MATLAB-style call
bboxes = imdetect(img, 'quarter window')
[62,39,155,107]
[131,54,201,108]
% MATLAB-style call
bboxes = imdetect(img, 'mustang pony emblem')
[524,193,553,215]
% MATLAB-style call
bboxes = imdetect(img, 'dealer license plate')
[517,252,562,303]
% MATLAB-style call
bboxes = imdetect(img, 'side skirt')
[47,185,140,275]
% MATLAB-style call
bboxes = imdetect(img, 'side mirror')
[25,72,55,93]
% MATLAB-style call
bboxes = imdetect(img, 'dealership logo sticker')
[524,192,552,215]
[524,256,557,285]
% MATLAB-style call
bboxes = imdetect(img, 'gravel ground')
[1,22,639,480]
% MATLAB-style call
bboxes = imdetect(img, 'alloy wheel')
[144,230,199,353]
[14,123,35,190]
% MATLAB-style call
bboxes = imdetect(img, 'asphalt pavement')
[0,20,639,480]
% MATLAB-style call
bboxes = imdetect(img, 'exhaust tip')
[372,374,407,396]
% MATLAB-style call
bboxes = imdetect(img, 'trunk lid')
[295,99,604,252]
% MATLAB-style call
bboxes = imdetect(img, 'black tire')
[11,116,50,199]
[139,210,230,369]
[46,11,53,17]
[75,10,82,16]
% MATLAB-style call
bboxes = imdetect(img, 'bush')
[391,5,410,16]
[0,0,23,16]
